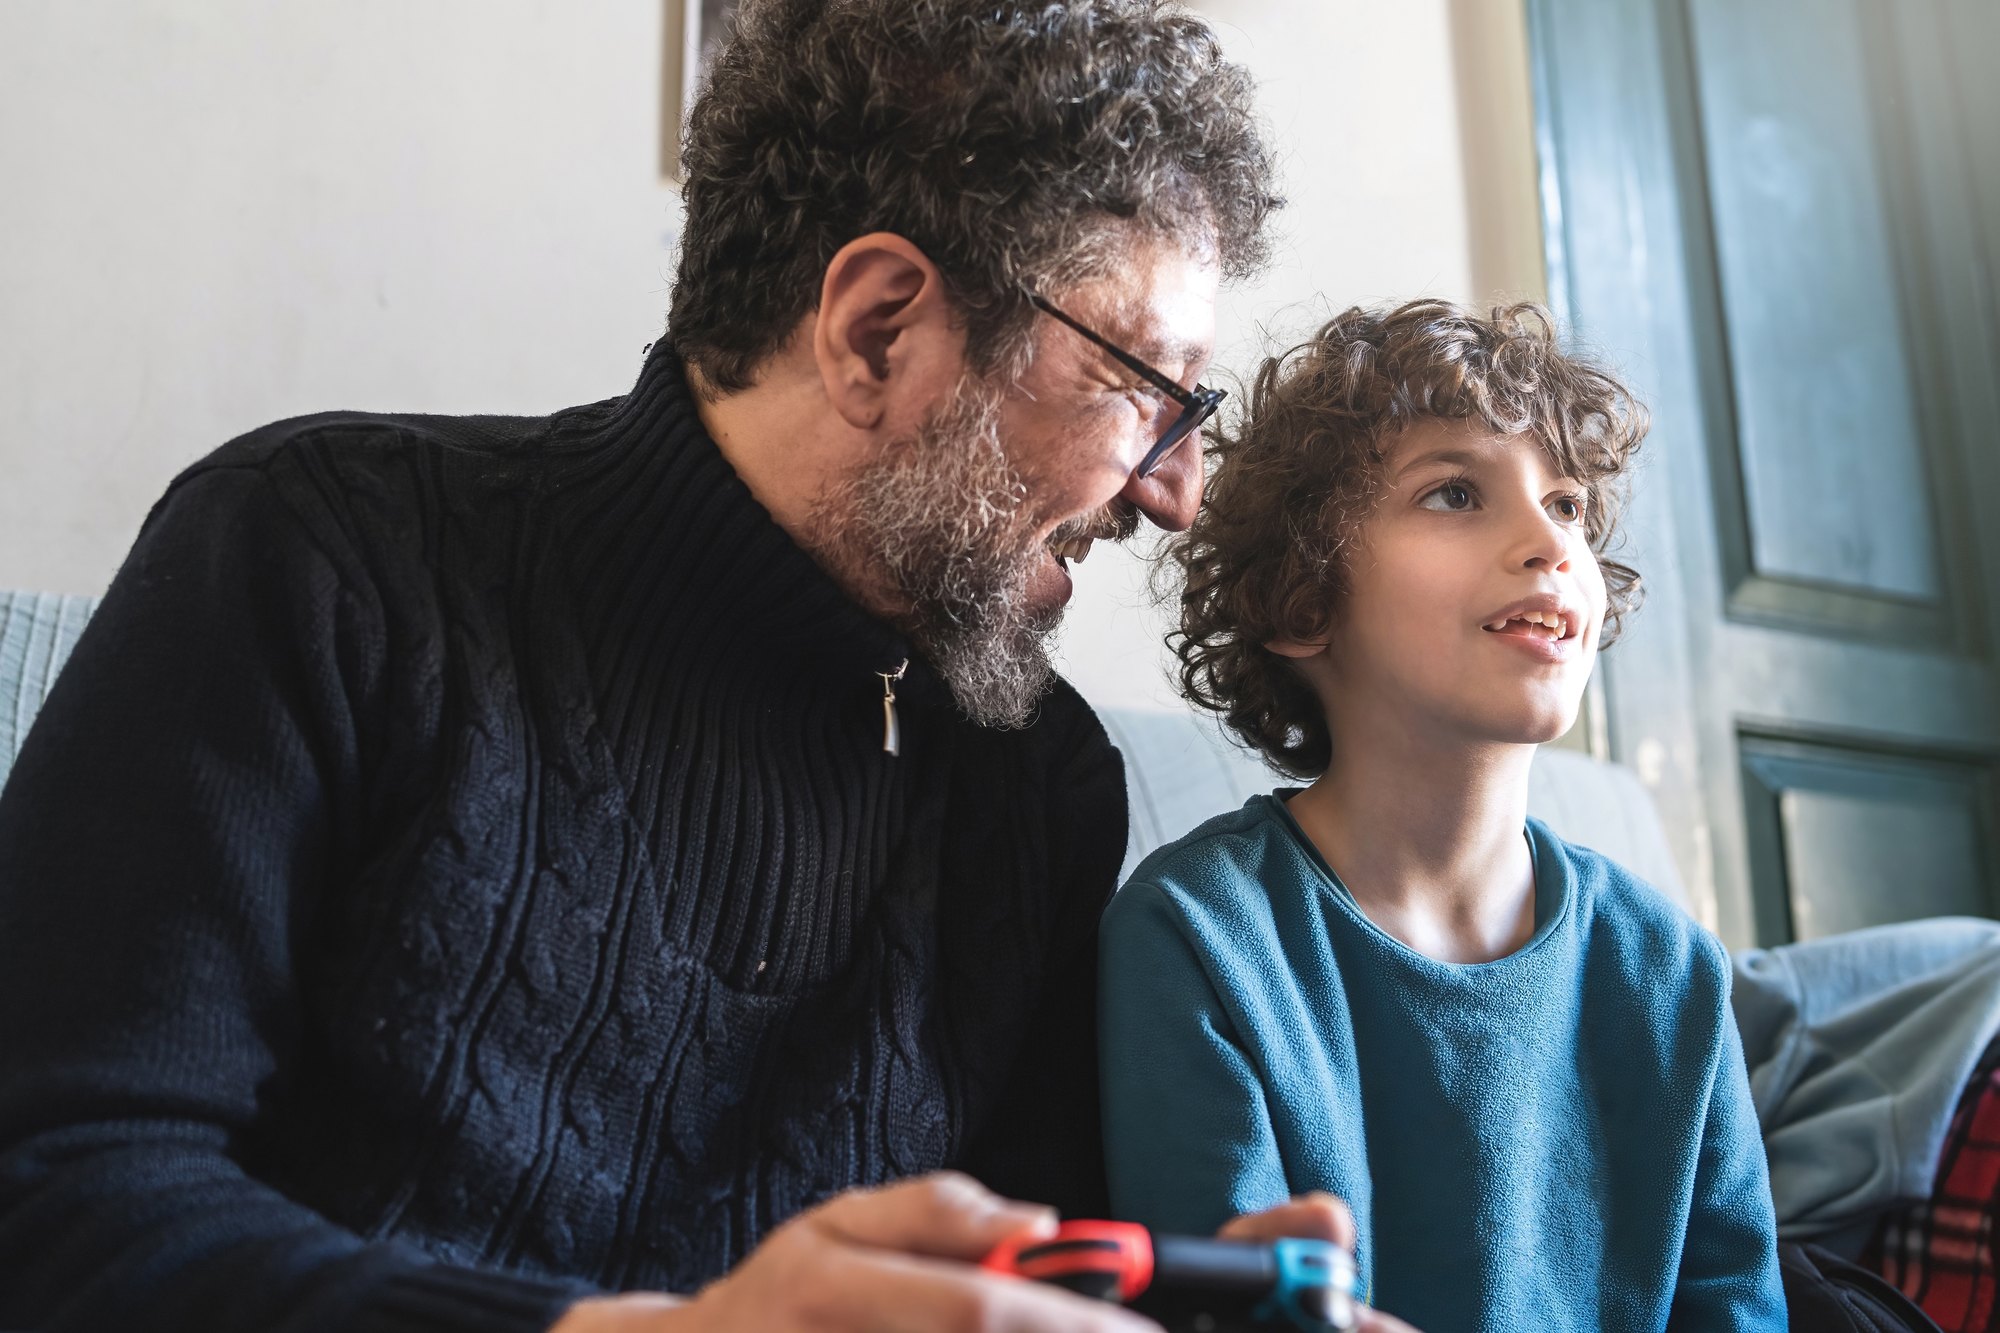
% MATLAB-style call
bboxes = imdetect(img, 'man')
[0,2,1406,1330]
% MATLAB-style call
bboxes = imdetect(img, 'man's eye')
[1122,384,1174,427]
[1547,493,1587,524]
[1418,481,1476,512]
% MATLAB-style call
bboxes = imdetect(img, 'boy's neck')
[1286,729,1538,965]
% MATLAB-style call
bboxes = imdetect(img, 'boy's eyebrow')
[1393,445,1490,477]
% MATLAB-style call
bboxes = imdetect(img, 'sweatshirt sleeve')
[1098,878,1290,1236]
[1669,949,1789,1332]
[0,462,584,1333]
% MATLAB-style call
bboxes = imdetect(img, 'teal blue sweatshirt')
[1100,795,1785,1333]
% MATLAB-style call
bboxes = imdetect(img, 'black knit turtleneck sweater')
[0,345,1127,1332]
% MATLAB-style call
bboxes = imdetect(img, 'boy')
[1100,301,1785,1332]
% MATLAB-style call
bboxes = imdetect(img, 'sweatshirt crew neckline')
[1257,792,1575,979]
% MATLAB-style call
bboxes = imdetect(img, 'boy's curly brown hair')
[1166,299,1648,778]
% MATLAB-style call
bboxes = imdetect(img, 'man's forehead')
[1064,244,1220,362]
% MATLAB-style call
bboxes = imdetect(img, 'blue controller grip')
[1258,1237,1358,1331]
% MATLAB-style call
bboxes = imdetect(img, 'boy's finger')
[1216,1191,1355,1249]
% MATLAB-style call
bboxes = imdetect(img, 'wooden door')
[1525,0,2000,945]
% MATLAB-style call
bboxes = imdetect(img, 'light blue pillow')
[0,590,98,792]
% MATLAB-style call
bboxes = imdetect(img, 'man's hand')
[550,1172,1154,1333]
[1219,1194,1423,1333]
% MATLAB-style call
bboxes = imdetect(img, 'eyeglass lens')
[1139,395,1220,477]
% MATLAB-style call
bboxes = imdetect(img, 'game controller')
[983,1219,1357,1332]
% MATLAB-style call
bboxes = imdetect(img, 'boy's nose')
[1513,509,1575,573]
[1120,436,1204,532]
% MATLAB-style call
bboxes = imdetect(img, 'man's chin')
[924,635,1056,730]
[910,588,1061,730]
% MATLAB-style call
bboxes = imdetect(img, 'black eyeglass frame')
[1026,292,1224,478]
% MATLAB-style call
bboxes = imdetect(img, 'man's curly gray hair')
[669,0,1281,395]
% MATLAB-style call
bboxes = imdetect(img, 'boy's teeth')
[1485,610,1568,636]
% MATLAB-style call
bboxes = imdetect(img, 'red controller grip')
[982,1219,1157,1304]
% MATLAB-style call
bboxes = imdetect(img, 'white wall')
[1055,0,1547,711]
[0,1,1543,716]
[0,2,683,593]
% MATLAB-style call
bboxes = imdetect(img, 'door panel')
[1740,737,1998,941]
[1950,2,2000,293]
[1527,0,2000,946]
[1689,0,1943,609]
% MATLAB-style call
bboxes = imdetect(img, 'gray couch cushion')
[0,591,98,792]
[1097,706,1688,910]
[1527,747,1687,908]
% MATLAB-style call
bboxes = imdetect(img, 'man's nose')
[1119,436,1204,532]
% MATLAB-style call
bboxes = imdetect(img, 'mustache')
[1046,503,1141,548]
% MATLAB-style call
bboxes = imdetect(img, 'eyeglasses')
[1026,292,1225,478]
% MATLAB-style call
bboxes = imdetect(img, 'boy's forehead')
[1385,418,1559,478]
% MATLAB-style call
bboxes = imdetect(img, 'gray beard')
[805,378,1059,729]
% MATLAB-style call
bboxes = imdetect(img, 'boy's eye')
[1547,493,1587,524]
[1418,480,1476,512]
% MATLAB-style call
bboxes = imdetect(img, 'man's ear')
[1265,637,1330,660]
[812,233,960,431]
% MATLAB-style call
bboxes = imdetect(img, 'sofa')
[0,590,95,788]
[10,585,1997,1266]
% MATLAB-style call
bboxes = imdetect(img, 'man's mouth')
[1044,504,1141,570]
[1048,535,1096,569]
[1481,608,1577,641]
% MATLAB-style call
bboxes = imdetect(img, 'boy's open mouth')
[1481,609,1577,641]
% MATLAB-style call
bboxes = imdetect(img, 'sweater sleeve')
[953,694,1126,1221]
[1098,879,1290,1236]
[0,463,584,1333]
[1669,948,1789,1332]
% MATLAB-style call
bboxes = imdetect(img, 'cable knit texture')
[0,344,1125,1332]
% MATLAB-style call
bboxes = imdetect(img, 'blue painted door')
[1527,0,2000,944]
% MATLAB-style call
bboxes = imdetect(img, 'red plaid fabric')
[1865,1035,2000,1332]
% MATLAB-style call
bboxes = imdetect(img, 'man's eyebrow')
[1130,336,1211,373]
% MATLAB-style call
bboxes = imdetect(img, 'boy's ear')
[1265,636,1330,660]
[812,232,961,431]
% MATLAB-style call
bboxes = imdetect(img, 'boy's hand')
[1219,1194,1425,1333]
[1218,1190,1356,1250]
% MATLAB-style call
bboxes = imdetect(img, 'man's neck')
[1285,718,1537,965]
[690,362,912,628]
[689,366,838,553]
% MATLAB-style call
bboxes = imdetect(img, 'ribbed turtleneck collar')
[546,341,938,698]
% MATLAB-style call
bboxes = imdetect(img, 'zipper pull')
[877,658,909,756]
